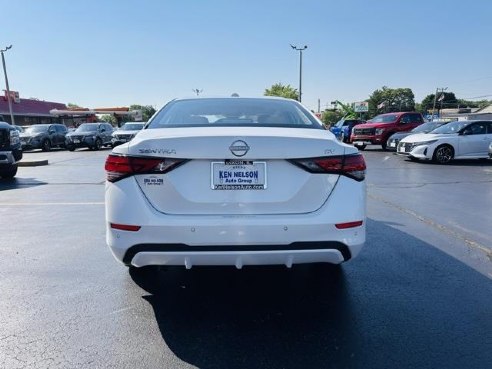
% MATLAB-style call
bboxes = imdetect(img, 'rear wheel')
[93,138,102,151]
[42,139,51,152]
[355,144,366,150]
[0,164,17,179]
[433,144,454,164]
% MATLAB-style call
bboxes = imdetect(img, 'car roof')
[0,121,13,129]
[377,112,419,116]
[172,96,295,103]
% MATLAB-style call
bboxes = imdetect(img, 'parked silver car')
[111,122,145,147]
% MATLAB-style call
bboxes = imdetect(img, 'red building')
[0,92,66,126]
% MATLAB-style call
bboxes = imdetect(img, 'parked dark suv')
[0,121,22,179]
[351,112,424,150]
[20,124,68,151]
[65,123,114,151]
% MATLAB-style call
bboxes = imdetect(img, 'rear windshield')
[25,125,49,133]
[121,123,145,131]
[367,114,399,123]
[76,124,99,132]
[147,98,323,129]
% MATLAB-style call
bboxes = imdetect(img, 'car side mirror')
[101,128,106,132]
[49,129,55,134]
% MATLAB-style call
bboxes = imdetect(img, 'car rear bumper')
[125,242,362,268]
[106,176,366,267]
[66,137,97,148]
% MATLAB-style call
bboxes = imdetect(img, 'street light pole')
[1,45,15,126]
[290,44,307,103]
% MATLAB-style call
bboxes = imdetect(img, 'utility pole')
[1,45,15,125]
[290,44,307,102]
[431,87,447,120]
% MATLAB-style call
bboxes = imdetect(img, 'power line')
[461,94,492,100]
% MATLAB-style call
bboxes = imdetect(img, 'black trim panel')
[123,241,352,265]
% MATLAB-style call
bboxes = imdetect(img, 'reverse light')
[290,154,366,181]
[105,154,187,182]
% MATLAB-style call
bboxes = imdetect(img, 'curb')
[18,160,49,167]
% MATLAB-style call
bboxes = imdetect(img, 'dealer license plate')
[389,142,396,147]
[73,139,80,144]
[211,160,267,190]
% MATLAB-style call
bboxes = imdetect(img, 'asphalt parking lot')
[0,147,491,369]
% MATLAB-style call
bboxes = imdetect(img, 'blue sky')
[2,0,492,111]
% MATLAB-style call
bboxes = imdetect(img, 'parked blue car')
[329,118,365,143]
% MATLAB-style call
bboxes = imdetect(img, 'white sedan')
[105,97,366,270]
[397,120,492,164]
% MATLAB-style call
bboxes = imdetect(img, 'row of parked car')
[17,122,145,152]
[329,112,492,164]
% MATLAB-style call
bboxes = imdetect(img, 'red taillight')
[335,220,364,229]
[290,154,366,181]
[105,154,187,182]
[110,223,141,231]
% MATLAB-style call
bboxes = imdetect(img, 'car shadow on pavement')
[403,158,492,166]
[130,218,492,369]
[0,177,47,190]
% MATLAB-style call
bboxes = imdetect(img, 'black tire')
[42,139,51,152]
[381,138,389,151]
[433,144,454,164]
[355,144,366,150]
[93,138,102,151]
[67,144,75,152]
[0,164,17,179]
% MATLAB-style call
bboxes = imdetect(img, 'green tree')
[100,114,117,125]
[367,86,415,117]
[264,83,299,100]
[129,104,156,121]
[456,99,490,109]
[420,92,458,113]
[67,103,82,109]
[321,110,343,127]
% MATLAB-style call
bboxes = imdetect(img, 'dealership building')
[0,91,66,125]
